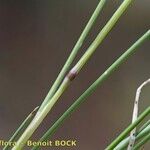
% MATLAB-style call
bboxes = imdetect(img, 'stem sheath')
[12,0,149,147]
[39,0,106,111]
[32,30,150,150]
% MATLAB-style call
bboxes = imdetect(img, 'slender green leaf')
[133,133,150,150]
[31,30,150,150]
[106,107,150,150]
[3,107,39,150]
[39,0,107,111]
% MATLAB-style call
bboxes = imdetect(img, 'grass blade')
[115,120,150,149]
[12,0,148,148]
[31,31,150,150]
[106,107,150,150]
[39,0,107,111]
[133,133,150,150]
[74,0,135,72]
[3,106,39,150]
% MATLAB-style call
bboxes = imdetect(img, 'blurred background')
[0,0,150,149]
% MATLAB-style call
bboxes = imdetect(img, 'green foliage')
[4,0,149,149]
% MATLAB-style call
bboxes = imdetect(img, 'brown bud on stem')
[66,68,78,81]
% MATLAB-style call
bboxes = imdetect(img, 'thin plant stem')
[12,78,70,150]
[31,120,150,150]
[138,120,150,133]
[12,1,108,149]
[31,31,150,150]
[133,133,150,150]
[12,1,148,149]
[40,0,135,112]
[115,122,150,149]
[73,0,135,72]
[3,106,39,150]
[128,79,150,149]
[39,0,107,111]
[105,107,150,150]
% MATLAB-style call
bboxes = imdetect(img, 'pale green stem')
[74,0,135,72]
[12,78,70,150]
[3,107,39,150]
[31,31,150,150]
[133,133,150,150]
[12,27,149,150]
[105,107,150,150]
[11,0,145,149]
[114,120,150,149]
[39,0,106,111]
[139,120,150,133]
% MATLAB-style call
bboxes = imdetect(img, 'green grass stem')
[139,120,150,133]
[39,0,106,111]
[74,0,135,72]
[106,107,150,150]
[31,31,150,150]
[3,107,39,150]
[114,120,150,149]
[11,0,149,148]
[133,133,150,150]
